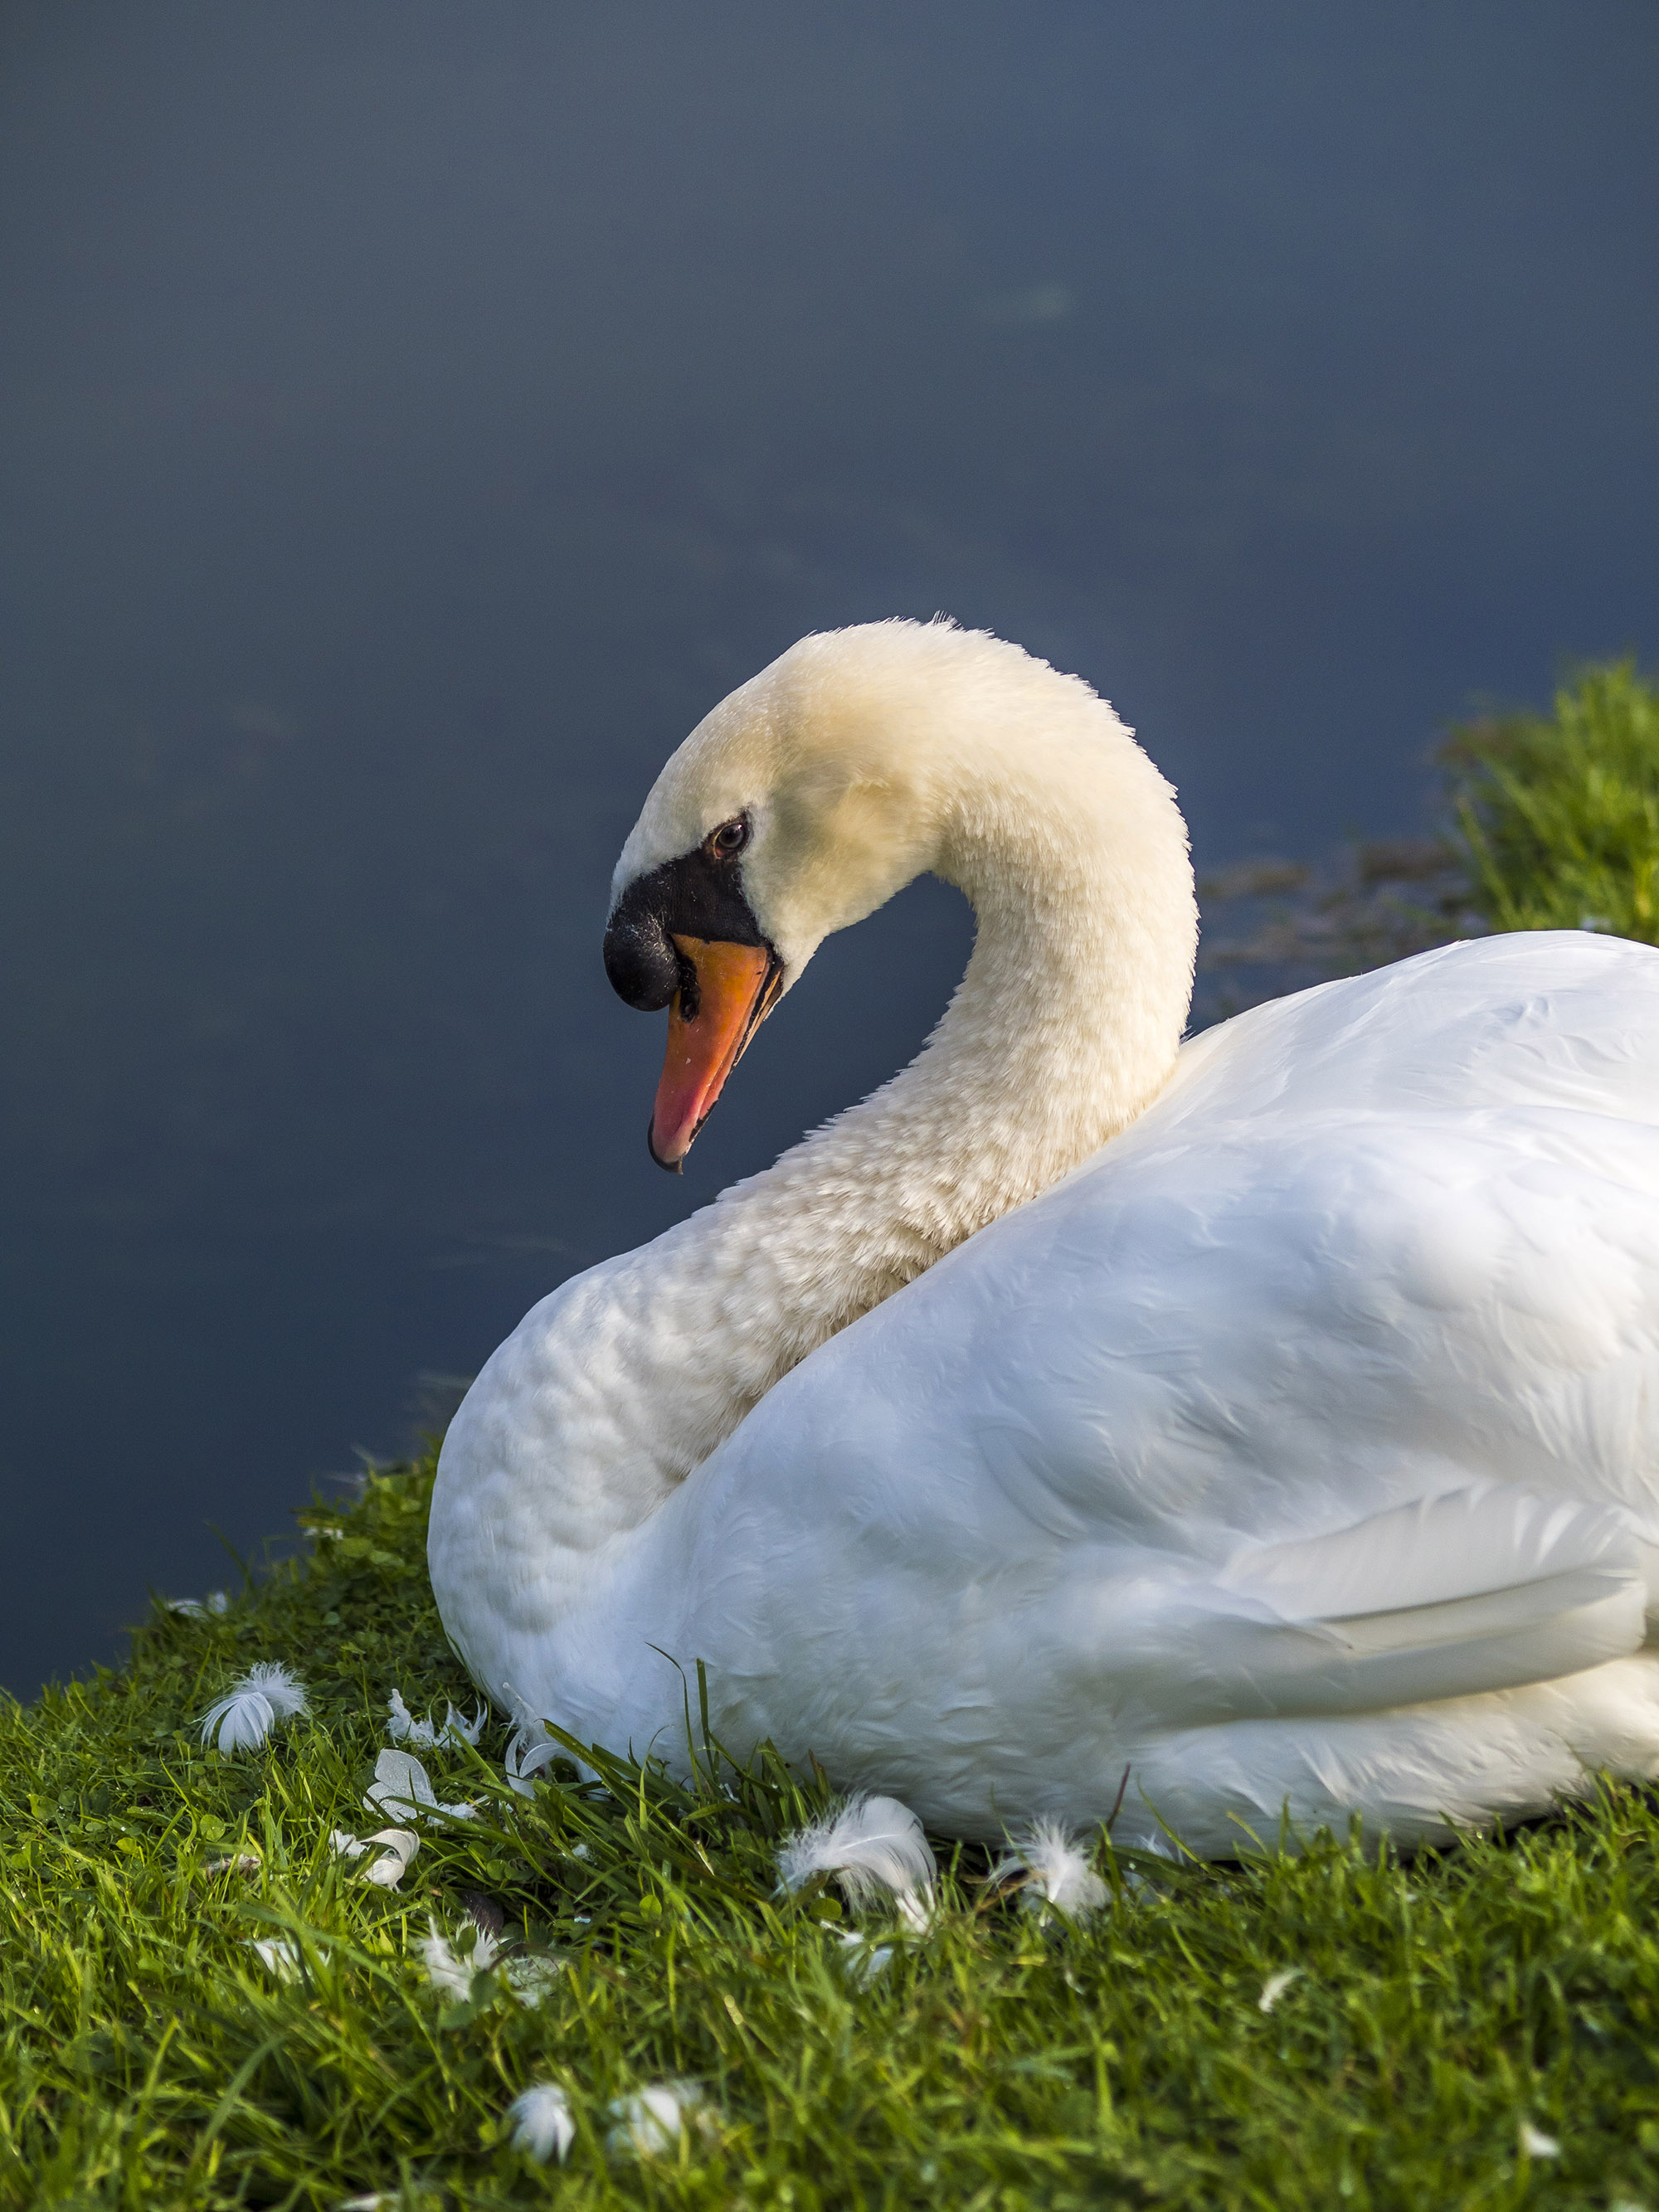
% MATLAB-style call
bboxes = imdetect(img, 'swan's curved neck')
[432,687,1196,1632]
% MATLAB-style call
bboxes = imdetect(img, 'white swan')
[430,619,1659,1855]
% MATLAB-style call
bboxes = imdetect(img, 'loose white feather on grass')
[168,1590,229,1618]
[420,1916,501,2001]
[989,1819,1109,1919]
[504,1716,562,1796]
[202,1852,263,1879]
[1258,1969,1301,2014]
[364,1748,475,1825]
[508,2082,576,2164]
[246,1937,300,1981]
[329,1826,420,1889]
[833,1929,893,1985]
[386,1687,487,1750]
[504,1953,564,2007]
[419,1915,562,2009]
[606,2083,711,2158]
[198,1663,309,1753]
[776,1794,936,1916]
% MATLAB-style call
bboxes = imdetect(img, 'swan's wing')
[1120,1485,1647,1726]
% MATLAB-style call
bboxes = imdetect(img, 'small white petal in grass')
[776,1795,936,1920]
[169,1590,229,1617]
[606,2082,710,2159]
[246,1937,300,1981]
[508,2081,576,2165]
[421,1916,501,2002]
[365,1747,475,1825]
[386,1687,487,1751]
[990,1819,1109,1920]
[199,1662,309,1753]
[1258,1969,1301,2014]
[1520,2123,1560,2160]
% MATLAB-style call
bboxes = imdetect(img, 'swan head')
[606,621,961,1169]
[604,618,1189,1169]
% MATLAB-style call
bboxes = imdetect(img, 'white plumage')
[364,1748,475,1825]
[508,2082,576,2165]
[329,1826,420,1889]
[420,1915,499,2001]
[990,1820,1108,1918]
[606,2083,711,2158]
[776,1794,937,1912]
[429,620,1659,1855]
[385,1687,486,1750]
[198,1662,308,1753]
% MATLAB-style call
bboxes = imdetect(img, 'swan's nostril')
[603,909,679,1010]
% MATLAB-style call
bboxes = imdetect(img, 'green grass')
[7,1456,1659,2210]
[1447,660,1659,943]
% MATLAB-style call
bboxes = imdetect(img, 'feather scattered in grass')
[420,1914,561,2007]
[989,1820,1108,1919]
[1520,2123,1560,2160]
[1258,1969,1301,2013]
[386,1687,487,1750]
[507,2082,576,2164]
[420,1916,501,2001]
[202,1851,262,1879]
[246,1937,300,1981]
[329,1826,420,1888]
[834,1930,893,1985]
[199,1662,309,1753]
[364,1748,475,1825]
[168,1590,229,1617]
[606,2082,710,2158]
[776,1795,936,1917]
[504,1953,564,2007]
[504,1716,561,1796]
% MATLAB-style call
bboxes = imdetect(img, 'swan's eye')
[708,817,750,859]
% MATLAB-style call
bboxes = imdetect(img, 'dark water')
[2,1,1656,1694]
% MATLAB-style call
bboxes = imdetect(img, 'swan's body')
[431,622,1659,1853]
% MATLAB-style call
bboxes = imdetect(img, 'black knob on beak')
[603,897,679,1011]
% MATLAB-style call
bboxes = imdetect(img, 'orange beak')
[649,936,782,1171]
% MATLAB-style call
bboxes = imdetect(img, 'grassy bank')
[9,1456,1659,2210]
[9,661,1659,2210]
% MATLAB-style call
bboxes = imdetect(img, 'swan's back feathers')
[1195,1485,1647,1720]
[1155,931,1659,1138]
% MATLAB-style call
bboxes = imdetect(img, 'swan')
[430,618,1659,1856]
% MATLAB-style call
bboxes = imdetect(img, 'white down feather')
[776,1794,936,1912]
